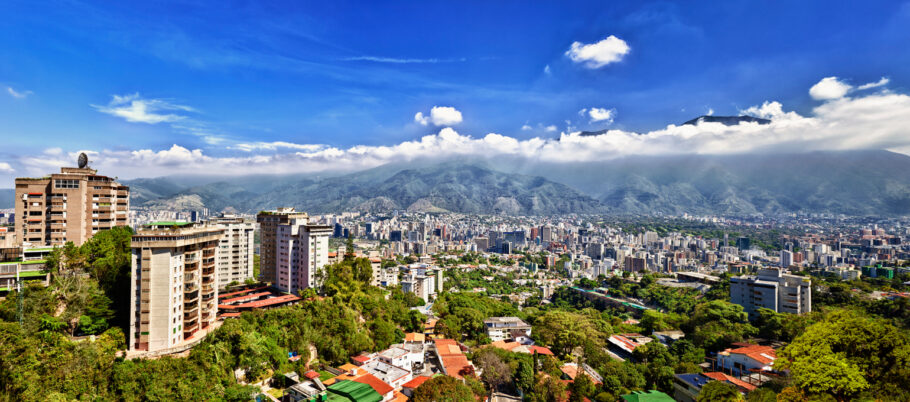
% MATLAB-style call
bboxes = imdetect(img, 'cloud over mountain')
[5,76,908,182]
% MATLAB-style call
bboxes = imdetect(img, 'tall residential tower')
[257,208,331,294]
[129,222,223,353]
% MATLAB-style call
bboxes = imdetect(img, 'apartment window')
[54,179,79,189]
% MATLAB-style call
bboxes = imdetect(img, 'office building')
[730,268,811,316]
[15,159,129,247]
[258,208,331,294]
[206,215,255,288]
[129,222,223,353]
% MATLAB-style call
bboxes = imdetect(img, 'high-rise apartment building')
[129,222,223,353]
[730,268,811,316]
[206,215,255,288]
[257,208,331,294]
[780,250,794,268]
[257,208,309,284]
[15,162,129,247]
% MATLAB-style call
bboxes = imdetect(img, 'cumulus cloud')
[13,77,910,180]
[809,77,853,100]
[0,162,13,173]
[92,93,195,124]
[544,125,558,132]
[809,76,893,101]
[521,124,533,131]
[7,87,32,99]
[414,106,463,126]
[565,35,630,68]
[580,107,615,123]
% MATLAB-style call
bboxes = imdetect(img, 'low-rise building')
[717,343,777,376]
[730,268,811,316]
[483,317,532,342]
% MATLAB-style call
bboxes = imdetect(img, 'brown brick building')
[15,166,129,247]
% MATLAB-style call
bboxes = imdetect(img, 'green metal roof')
[621,390,675,402]
[24,247,54,252]
[148,221,193,227]
[325,380,382,402]
[21,260,47,265]
[17,271,48,278]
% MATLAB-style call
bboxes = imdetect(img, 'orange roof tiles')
[442,355,472,379]
[218,286,269,299]
[722,344,777,365]
[405,332,426,343]
[703,372,757,392]
[353,372,394,395]
[401,376,431,389]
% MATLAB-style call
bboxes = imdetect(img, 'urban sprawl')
[1,161,909,402]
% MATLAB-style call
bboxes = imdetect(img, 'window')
[54,179,79,189]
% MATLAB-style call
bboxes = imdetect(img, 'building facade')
[15,166,129,247]
[206,215,255,288]
[129,223,223,353]
[257,208,309,285]
[259,208,331,294]
[730,268,811,316]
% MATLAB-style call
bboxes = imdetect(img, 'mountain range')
[3,150,910,216]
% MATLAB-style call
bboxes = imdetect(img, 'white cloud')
[414,106,463,126]
[706,108,714,116]
[232,141,325,152]
[857,77,890,90]
[521,124,533,131]
[0,162,13,173]
[7,87,32,99]
[92,93,195,124]
[809,77,853,100]
[545,125,558,132]
[586,107,615,123]
[544,65,551,75]
[565,35,630,68]
[13,76,910,180]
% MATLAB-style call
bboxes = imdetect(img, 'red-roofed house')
[401,376,431,397]
[433,339,473,379]
[352,353,374,366]
[717,344,776,376]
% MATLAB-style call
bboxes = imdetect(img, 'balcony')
[184,261,199,272]
[184,309,198,321]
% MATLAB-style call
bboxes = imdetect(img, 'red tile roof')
[401,376,431,389]
[353,373,394,395]
[702,372,757,392]
[723,344,777,365]
[528,346,555,356]
[304,370,320,380]
[352,354,372,363]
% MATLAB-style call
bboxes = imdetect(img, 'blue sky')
[2,0,910,183]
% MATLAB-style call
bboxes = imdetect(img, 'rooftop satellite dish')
[78,153,88,168]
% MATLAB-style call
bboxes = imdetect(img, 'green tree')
[697,380,742,401]
[412,376,474,402]
[777,310,910,401]
[568,372,595,402]
[745,388,776,402]
[685,300,756,352]
[515,359,535,393]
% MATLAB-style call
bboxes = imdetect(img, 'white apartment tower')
[206,215,255,288]
[261,210,332,294]
[129,222,223,353]
[730,268,811,316]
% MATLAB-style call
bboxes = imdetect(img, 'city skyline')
[3,1,910,185]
